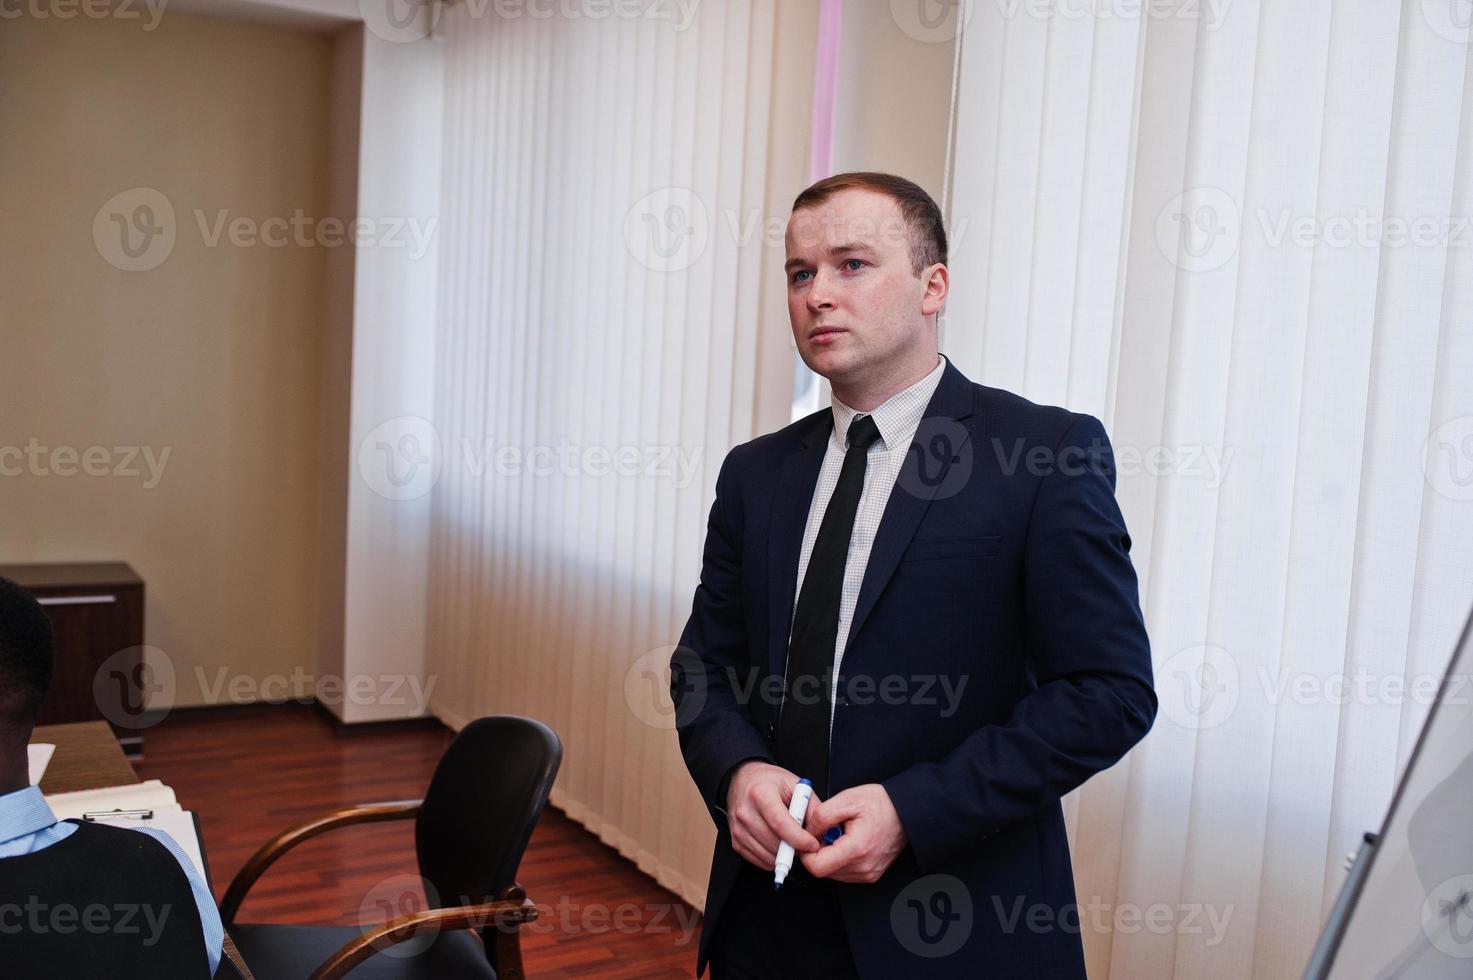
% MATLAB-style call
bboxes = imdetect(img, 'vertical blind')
[426,0,789,909]
[943,2,1473,978]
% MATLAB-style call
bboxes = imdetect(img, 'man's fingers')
[801,827,862,878]
[740,843,775,870]
[736,808,780,857]
[741,830,776,869]
[760,796,820,852]
[806,791,864,835]
[732,822,776,869]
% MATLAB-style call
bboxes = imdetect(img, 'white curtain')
[425,0,802,909]
[943,1,1473,978]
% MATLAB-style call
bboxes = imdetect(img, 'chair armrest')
[220,800,423,923]
[309,886,539,980]
[222,930,256,979]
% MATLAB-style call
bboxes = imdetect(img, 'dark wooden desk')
[2,563,146,750]
[34,720,138,793]
[31,721,255,980]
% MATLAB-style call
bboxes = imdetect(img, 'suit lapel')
[767,414,831,680]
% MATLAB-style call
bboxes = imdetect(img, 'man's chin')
[800,346,858,382]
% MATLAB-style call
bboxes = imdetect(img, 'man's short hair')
[791,171,948,277]
[0,576,54,721]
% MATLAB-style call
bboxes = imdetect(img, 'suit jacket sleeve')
[672,448,776,826]
[880,413,1158,872]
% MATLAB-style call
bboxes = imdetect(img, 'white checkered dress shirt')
[789,354,946,738]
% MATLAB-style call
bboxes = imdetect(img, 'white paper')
[27,743,54,785]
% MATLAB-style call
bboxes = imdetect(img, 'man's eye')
[791,270,812,284]
[844,258,866,271]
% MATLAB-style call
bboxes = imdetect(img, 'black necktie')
[774,413,882,800]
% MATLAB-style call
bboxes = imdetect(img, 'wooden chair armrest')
[221,800,424,923]
[309,885,538,980]
[222,930,256,980]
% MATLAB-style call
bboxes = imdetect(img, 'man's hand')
[725,761,821,870]
[801,783,908,884]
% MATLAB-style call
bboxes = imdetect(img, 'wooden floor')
[135,703,703,979]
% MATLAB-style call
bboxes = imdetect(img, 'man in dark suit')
[671,172,1157,978]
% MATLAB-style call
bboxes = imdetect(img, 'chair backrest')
[414,715,562,908]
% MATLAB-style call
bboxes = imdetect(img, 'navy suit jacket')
[672,357,1157,978]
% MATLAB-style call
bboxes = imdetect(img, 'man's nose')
[806,269,837,312]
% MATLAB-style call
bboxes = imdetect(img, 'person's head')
[784,172,949,407]
[0,576,53,737]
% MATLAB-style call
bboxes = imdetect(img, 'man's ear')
[920,263,949,317]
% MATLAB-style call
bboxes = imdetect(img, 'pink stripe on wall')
[808,0,843,184]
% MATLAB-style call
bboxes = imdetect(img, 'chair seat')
[229,923,497,980]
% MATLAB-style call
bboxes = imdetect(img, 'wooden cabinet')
[0,562,145,755]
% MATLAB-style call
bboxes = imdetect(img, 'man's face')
[784,187,939,388]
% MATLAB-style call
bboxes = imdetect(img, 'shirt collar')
[0,785,59,845]
[831,354,946,451]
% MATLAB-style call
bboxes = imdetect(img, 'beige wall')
[0,13,335,707]
[830,0,955,201]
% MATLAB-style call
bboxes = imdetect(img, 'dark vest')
[0,819,211,979]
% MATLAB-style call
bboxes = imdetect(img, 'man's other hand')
[725,761,821,870]
[801,784,908,884]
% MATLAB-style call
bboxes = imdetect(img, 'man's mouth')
[809,326,845,344]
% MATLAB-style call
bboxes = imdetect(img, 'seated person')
[0,575,223,978]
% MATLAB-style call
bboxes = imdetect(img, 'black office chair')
[221,715,562,980]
